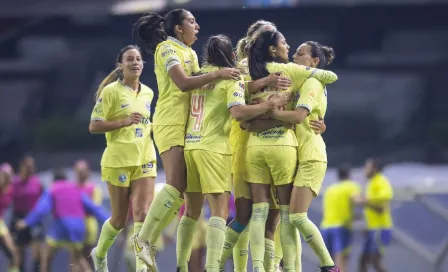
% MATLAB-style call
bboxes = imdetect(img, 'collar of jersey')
[118,80,141,92]
[168,36,188,48]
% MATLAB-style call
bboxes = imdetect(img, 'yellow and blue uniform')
[152,36,201,154]
[321,180,360,255]
[184,65,245,194]
[363,173,393,254]
[294,77,329,196]
[91,80,157,186]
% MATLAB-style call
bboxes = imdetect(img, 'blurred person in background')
[10,155,44,272]
[320,165,360,272]
[16,168,109,272]
[245,29,338,271]
[0,163,19,272]
[89,45,157,272]
[74,160,103,270]
[353,158,393,272]
[132,10,240,270]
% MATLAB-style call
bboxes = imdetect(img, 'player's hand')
[310,117,326,134]
[122,112,142,127]
[16,220,27,230]
[267,72,292,90]
[216,68,240,81]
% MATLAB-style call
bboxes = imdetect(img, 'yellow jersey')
[321,179,361,228]
[295,78,328,163]
[364,173,394,229]
[246,62,336,147]
[184,65,246,155]
[153,36,201,126]
[90,81,156,167]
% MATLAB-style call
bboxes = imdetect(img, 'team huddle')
[85,7,391,272]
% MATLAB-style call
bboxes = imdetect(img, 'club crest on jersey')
[118,174,127,183]
[146,102,151,112]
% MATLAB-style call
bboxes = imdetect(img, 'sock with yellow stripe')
[176,216,197,271]
[233,226,249,272]
[273,226,283,269]
[264,238,275,272]
[249,202,270,271]
[280,205,298,271]
[134,222,147,271]
[205,216,227,272]
[96,219,121,258]
[296,229,302,272]
[289,212,334,267]
[139,184,184,244]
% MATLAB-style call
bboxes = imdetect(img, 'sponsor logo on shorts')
[119,174,127,183]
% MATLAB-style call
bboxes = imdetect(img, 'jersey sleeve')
[227,80,247,109]
[157,44,181,72]
[24,190,52,227]
[90,88,114,121]
[296,78,322,113]
[288,63,338,86]
[81,193,109,225]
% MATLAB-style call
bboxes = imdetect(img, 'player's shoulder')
[102,81,121,95]
[140,83,154,94]
[305,77,325,88]
[155,40,178,56]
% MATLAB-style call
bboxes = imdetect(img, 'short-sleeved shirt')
[184,65,246,155]
[321,179,361,228]
[153,37,201,126]
[91,81,156,167]
[295,78,328,162]
[364,173,394,229]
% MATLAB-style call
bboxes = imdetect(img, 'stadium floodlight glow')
[111,0,167,15]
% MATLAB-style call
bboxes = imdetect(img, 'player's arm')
[81,193,109,225]
[247,73,292,94]
[270,79,320,124]
[89,89,142,134]
[158,45,239,92]
[240,119,292,133]
[290,63,338,85]
[22,190,52,228]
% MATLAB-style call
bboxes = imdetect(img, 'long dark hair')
[203,35,235,68]
[133,9,188,54]
[304,41,336,69]
[95,45,142,100]
[236,20,276,60]
[248,30,283,80]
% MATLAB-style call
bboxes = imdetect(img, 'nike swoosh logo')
[121,104,130,108]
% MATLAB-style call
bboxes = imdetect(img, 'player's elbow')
[230,106,245,122]
[88,122,101,134]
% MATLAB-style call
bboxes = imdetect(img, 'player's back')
[321,180,360,229]
[153,37,200,126]
[185,65,244,155]
[50,181,85,219]
[365,173,394,229]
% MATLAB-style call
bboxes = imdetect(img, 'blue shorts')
[363,229,392,254]
[47,218,86,247]
[321,227,352,256]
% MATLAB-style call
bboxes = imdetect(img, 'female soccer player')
[260,39,339,272]
[176,34,288,272]
[10,155,44,272]
[132,10,240,270]
[0,163,19,272]
[88,45,157,272]
[246,31,338,272]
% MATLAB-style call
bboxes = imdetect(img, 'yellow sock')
[280,205,297,271]
[264,238,275,272]
[176,216,197,271]
[139,184,183,244]
[220,227,240,270]
[290,213,334,267]
[273,226,282,268]
[249,202,269,271]
[205,216,226,272]
[96,219,121,258]
[296,229,302,272]
[233,227,249,272]
[134,222,147,270]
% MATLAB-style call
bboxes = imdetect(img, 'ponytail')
[94,68,121,101]
[236,37,248,61]
[304,41,336,69]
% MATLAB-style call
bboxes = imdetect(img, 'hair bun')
[321,46,335,65]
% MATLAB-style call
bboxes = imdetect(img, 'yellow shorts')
[294,161,327,196]
[84,216,98,245]
[153,125,185,154]
[185,150,232,194]
[232,172,279,209]
[0,220,8,237]
[245,145,297,186]
[102,161,157,187]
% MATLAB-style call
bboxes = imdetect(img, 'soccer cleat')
[90,247,108,272]
[130,234,158,271]
[320,266,340,272]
